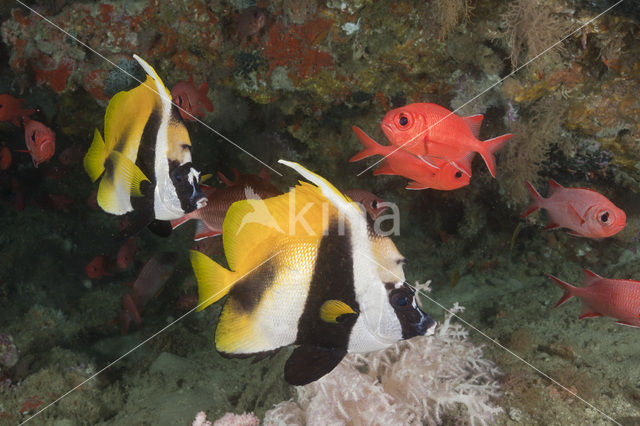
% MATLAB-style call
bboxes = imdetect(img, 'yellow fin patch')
[320,299,357,323]
[222,182,333,272]
[190,250,234,311]
[215,301,269,354]
[109,151,149,197]
[84,129,107,182]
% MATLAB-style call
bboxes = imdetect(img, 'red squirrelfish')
[381,103,512,178]
[350,126,471,191]
[22,118,55,167]
[172,168,282,240]
[131,252,177,309]
[235,7,267,41]
[343,189,388,220]
[86,255,111,279]
[547,270,640,328]
[0,146,12,170]
[522,180,626,238]
[170,75,214,122]
[0,94,35,126]
[119,293,142,335]
[116,237,138,271]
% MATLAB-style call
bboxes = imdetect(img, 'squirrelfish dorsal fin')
[583,269,601,286]
[320,299,357,323]
[462,114,484,138]
[548,179,564,196]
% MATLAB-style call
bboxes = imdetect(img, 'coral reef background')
[0,0,640,424]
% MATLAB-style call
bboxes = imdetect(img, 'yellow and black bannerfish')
[190,160,436,385]
[84,55,206,225]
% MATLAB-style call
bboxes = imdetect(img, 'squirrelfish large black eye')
[455,171,463,178]
[176,95,184,107]
[31,131,36,142]
[600,212,609,223]
[398,115,409,126]
[371,199,378,210]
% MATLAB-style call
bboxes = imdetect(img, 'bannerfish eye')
[398,114,409,126]
[600,212,609,223]
[391,292,411,309]
[455,171,463,178]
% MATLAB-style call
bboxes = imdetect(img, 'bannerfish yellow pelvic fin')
[84,55,206,227]
[190,160,435,385]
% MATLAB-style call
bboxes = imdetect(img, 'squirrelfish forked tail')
[476,133,513,178]
[545,273,582,308]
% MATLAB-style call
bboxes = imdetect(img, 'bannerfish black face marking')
[388,283,435,338]
[169,161,206,213]
[84,55,206,223]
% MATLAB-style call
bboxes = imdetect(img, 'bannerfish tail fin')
[190,250,234,311]
[479,133,513,178]
[546,273,579,308]
[521,181,543,218]
[349,126,384,162]
[84,129,107,182]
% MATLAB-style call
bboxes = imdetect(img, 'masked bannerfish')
[83,55,207,230]
[190,160,435,385]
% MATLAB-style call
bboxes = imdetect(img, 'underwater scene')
[0,0,639,424]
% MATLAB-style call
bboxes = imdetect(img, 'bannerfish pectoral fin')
[284,346,347,386]
[109,151,150,197]
[84,129,107,182]
[320,299,357,323]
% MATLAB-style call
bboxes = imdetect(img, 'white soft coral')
[265,303,502,426]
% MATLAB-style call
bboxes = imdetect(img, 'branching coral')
[432,0,474,39]
[499,0,573,72]
[264,304,502,426]
[498,94,569,206]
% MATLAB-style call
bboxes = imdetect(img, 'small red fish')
[22,118,55,167]
[116,237,138,271]
[381,103,512,178]
[350,126,471,191]
[547,270,640,328]
[235,7,267,41]
[120,293,142,335]
[172,169,282,240]
[0,94,36,126]
[0,146,11,170]
[522,180,626,238]
[170,75,214,122]
[343,189,388,220]
[85,255,111,279]
[131,252,177,309]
